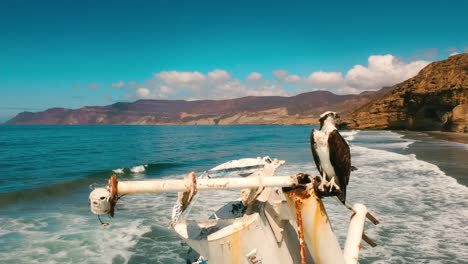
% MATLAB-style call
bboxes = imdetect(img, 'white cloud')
[154,85,173,99]
[246,84,289,97]
[273,70,302,84]
[273,69,289,80]
[111,81,125,89]
[129,53,432,99]
[136,88,151,98]
[449,52,460,57]
[155,71,206,88]
[159,85,172,94]
[284,74,301,84]
[246,72,262,81]
[336,86,361,95]
[133,69,291,100]
[306,71,344,87]
[271,55,429,94]
[207,69,231,83]
[344,54,430,90]
[209,80,288,99]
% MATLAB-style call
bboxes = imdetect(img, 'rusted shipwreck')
[89,157,379,264]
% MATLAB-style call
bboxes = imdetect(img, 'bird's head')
[319,111,340,129]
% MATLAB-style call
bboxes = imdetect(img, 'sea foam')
[341,130,359,141]
[130,165,147,173]
[324,143,468,263]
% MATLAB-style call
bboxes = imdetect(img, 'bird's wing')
[328,130,351,186]
[309,129,323,175]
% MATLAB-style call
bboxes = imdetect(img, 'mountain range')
[5,88,391,126]
[6,54,467,132]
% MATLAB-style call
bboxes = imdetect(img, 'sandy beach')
[399,131,468,186]
[425,131,468,144]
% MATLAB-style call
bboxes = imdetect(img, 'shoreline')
[424,131,468,144]
[399,131,468,187]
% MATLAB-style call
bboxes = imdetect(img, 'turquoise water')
[0,126,467,263]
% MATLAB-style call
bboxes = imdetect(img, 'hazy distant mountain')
[340,53,468,132]
[5,88,391,125]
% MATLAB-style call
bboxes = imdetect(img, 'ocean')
[0,125,467,264]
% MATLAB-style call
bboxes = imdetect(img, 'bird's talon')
[318,182,326,192]
[328,183,340,192]
[327,178,340,192]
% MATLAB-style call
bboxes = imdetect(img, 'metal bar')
[117,175,298,195]
[343,203,368,264]
[362,233,378,247]
[366,212,380,225]
[343,201,379,225]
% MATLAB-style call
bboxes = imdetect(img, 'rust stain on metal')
[295,199,307,264]
[108,174,118,217]
[287,189,308,264]
[189,171,197,192]
[287,188,311,200]
[206,182,229,189]
[109,174,118,197]
[179,172,198,212]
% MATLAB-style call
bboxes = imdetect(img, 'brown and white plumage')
[310,111,351,203]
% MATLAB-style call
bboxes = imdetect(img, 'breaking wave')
[0,163,182,208]
[341,130,359,141]
[325,144,467,263]
[113,164,148,174]
[113,163,180,175]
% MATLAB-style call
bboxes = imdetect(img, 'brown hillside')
[340,54,468,132]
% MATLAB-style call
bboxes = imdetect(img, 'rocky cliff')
[340,54,468,132]
[6,89,389,125]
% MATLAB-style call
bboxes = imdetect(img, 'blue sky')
[1,0,467,122]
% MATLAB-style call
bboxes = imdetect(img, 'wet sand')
[399,131,468,186]
[425,131,468,144]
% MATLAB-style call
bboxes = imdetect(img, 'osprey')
[310,111,351,204]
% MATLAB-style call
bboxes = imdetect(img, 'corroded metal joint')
[282,173,313,193]
[107,174,119,217]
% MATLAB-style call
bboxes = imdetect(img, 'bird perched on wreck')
[310,111,352,204]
